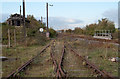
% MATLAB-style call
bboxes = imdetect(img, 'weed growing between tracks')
[63,47,96,77]
[3,37,118,78]
[2,40,51,77]
[22,46,54,77]
[68,39,118,76]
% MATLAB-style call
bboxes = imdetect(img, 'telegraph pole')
[23,0,26,41]
[20,5,21,26]
[20,5,21,17]
[41,16,43,24]
[46,3,50,38]
[46,3,48,29]
[46,3,53,38]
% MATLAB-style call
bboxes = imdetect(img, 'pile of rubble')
[109,57,119,62]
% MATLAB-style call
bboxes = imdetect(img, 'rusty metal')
[58,45,66,77]
[50,40,66,78]
[6,42,52,79]
[7,39,114,79]
[65,41,114,79]
[62,34,118,44]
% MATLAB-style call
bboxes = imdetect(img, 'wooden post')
[23,0,26,41]
[105,40,108,59]
[20,5,21,26]
[8,29,10,48]
[20,5,21,17]
[20,5,22,42]
[41,16,43,24]
[46,3,48,30]
[46,3,49,38]
[105,30,107,59]
[14,29,16,46]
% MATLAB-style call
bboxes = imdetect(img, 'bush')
[2,23,15,45]
[49,28,57,38]
[26,32,49,46]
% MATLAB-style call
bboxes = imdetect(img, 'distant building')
[93,30,112,40]
[56,30,62,33]
[56,29,69,33]
[6,13,30,26]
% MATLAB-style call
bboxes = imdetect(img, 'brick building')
[6,13,30,26]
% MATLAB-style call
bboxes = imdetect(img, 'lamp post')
[46,3,53,38]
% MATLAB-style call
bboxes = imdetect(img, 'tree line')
[65,18,118,39]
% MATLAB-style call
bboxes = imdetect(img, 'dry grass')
[22,46,54,77]
[68,39,118,77]
[2,37,118,77]
[63,48,96,77]
[2,43,50,77]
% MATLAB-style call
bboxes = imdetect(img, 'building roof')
[11,13,21,17]
[7,13,30,23]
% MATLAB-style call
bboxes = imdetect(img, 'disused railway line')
[6,39,115,79]
[65,41,114,79]
[6,42,51,78]
[61,34,118,44]
[50,40,66,78]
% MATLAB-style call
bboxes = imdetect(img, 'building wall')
[7,19,21,26]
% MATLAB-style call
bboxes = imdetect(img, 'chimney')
[20,5,21,17]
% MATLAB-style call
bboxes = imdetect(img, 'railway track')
[50,39,115,78]
[6,41,52,78]
[5,39,115,79]
[65,41,114,79]
[61,34,119,45]
[50,40,66,78]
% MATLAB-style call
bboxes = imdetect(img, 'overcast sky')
[0,0,119,30]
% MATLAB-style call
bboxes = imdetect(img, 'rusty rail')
[50,40,66,78]
[62,34,118,44]
[6,39,115,79]
[58,44,66,77]
[65,41,114,79]
[6,41,52,79]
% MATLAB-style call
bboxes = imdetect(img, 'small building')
[6,13,30,26]
[93,30,112,40]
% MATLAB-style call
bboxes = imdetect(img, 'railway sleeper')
[66,42,114,79]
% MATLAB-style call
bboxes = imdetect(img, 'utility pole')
[23,0,26,41]
[8,29,10,48]
[20,5,23,42]
[41,16,43,24]
[45,3,53,38]
[46,3,48,29]
[20,5,21,17]
[46,3,49,38]
[20,5,21,26]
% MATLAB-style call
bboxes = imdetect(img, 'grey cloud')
[48,17,83,30]
[102,9,118,23]
[1,14,84,30]
[0,13,10,22]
